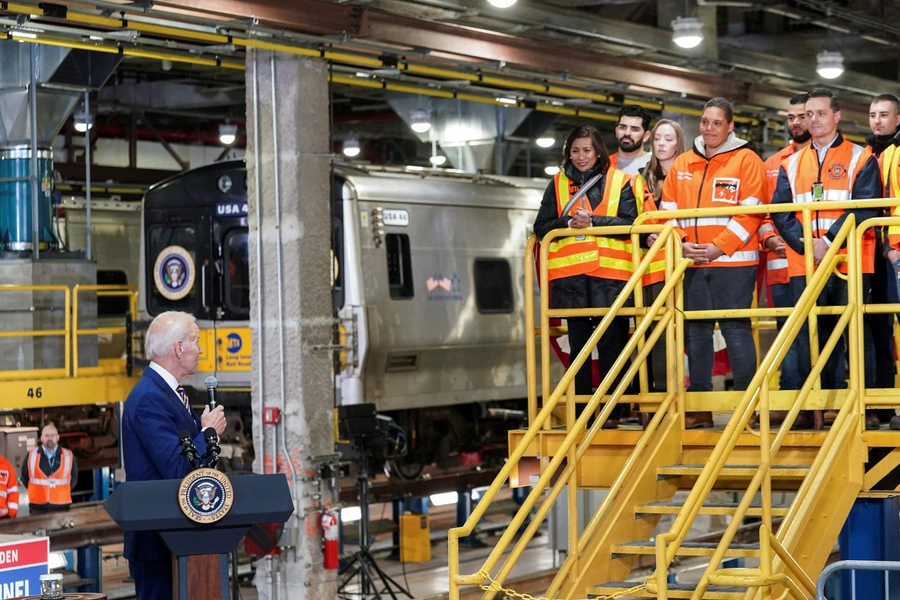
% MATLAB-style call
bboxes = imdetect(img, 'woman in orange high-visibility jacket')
[660,98,766,429]
[534,125,640,428]
[640,119,685,393]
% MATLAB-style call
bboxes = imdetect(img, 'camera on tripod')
[338,403,405,460]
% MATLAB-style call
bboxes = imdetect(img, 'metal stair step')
[635,500,790,517]
[657,464,810,478]
[589,581,747,599]
[610,540,760,558]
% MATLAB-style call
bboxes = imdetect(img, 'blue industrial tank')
[0,146,55,251]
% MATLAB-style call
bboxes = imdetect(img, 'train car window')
[223,229,250,315]
[386,233,413,299]
[147,224,200,315]
[473,258,514,314]
[97,270,129,317]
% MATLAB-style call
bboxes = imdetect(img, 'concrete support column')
[246,49,336,600]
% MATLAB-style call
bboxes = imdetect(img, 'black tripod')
[338,443,413,600]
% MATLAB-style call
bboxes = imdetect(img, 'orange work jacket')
[0,455,18,518]
[27,447,73,506]
[760,142,801,284]
[660,135,765,268]
[546,168,637,282]
[781,141,876,276]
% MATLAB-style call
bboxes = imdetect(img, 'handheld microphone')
[202,427,221,470]
[178,428,199,470]
[204,376,218,410]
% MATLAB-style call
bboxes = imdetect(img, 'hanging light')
[73,105,92,133]
[343,136,361,158]
[816,51,844,79]
[429,155,447,166]
[671,17,704,49]
[544,165,560,176]
[410,109,432,133]
[487,0,517,7]
[218,123,238,145]
[536,137,555,148]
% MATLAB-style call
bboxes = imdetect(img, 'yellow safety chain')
[476,570,649,600]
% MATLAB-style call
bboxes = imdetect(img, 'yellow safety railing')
[0,284,71,381]
[0,283,138,381]
[452,221,691,600]
[72,284,139,377]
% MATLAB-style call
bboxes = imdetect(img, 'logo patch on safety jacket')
[712,177,740,203]
[828,162,848,180]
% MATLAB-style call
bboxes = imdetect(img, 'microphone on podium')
[204,376,218,410]
[178,428,199,469]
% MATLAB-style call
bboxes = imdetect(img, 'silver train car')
[137,161,551,473]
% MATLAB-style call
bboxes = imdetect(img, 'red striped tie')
[176,386,190,411]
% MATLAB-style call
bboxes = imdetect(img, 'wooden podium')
[105,473,293,600]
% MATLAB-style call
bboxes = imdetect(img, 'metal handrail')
[72,284,138,377]
[656,216,857,600]
[0,284,71,378]
[816,560,900,600]
[449,224,686,600]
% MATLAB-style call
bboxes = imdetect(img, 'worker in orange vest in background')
[21,423,78,513]
[0,454,19,519]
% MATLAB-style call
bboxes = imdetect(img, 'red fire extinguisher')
[322,509,339,570]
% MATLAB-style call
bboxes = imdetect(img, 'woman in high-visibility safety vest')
[640,119,686,393]
[533,125,641,428]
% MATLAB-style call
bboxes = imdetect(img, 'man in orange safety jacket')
[761,93,812,397]
[660,97,766,428]
[0,454,19,519]
[771,89,882,428]
[21,423,78,513]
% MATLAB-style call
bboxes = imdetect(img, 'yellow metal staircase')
[449,202,900,600]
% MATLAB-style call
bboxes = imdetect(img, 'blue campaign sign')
[0,563,47,599]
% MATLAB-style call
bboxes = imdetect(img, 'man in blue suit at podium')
[122,311,227,600]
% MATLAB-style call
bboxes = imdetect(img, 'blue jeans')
[782,274,874,390]
[769,282,800,389]
[684,266,758,392]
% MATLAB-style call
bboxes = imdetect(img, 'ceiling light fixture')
[544,165,560,176]
[816,51,844,79]
[487,0,517,7]
[536,137,555,148]
[343,136,361,158]
[496,97,518,105]
[218,123,238,145]
[671,17,704,49]
[429,155,447,166]
[410,109,432,133]
[73,105,93,133]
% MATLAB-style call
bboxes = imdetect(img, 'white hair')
[145,311,197,360]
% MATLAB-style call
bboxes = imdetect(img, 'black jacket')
[533,162,639,309]
[771,134,882,254]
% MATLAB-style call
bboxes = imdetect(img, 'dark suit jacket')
[122,367,209,562]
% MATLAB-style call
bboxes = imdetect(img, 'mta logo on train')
[226,333,243,354]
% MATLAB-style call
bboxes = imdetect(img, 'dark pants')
[769,282,799,389]
[130,559,173,600]
[871,255,897,388]
[644,281,669,392]
[782,274,874,390]
[684,266,758,392]
[29,503,70,514]
[566,279,630,397]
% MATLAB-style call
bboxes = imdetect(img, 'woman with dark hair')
[533,125,641,428]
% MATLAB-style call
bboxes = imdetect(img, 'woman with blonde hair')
[641,119,686,392]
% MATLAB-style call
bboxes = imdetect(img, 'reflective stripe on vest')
[27,447,73,505]
[785,141,873,275]
[594,170,638,280]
